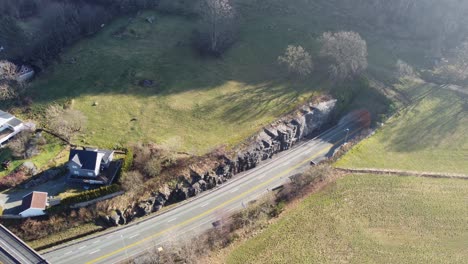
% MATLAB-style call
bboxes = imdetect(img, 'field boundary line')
[335,167,468,180]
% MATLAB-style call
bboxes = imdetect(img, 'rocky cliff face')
[105,96,337,226]
[232,98,337,173]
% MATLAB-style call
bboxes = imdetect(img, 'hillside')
[26,0,397,153]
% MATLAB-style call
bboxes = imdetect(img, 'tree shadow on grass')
[387,89,467,153]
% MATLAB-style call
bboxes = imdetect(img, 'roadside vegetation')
[226,174,468,264]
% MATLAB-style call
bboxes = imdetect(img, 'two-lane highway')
[43,118,364,264]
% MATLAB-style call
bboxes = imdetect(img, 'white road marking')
[128,234,139,239]
[167,217,177,223]
[0,241,29,264]
[79,245,87,250]
[92,240,100,244]
[257,174,266,179]
[64,251,73,255]
[200,202,209,208]
[89,249,101,255]
[230,188,239,193]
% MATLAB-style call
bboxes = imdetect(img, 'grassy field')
[27,0,396,153]
[336,81,468,174]
[227,174,468,264]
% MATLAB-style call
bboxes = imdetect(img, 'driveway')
[0,176,67,215]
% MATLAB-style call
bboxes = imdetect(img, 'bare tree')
[45,104,87,142]
[195,0,236,56]
[320,31,368,80]
[121,170,145,195]
[278,45,314,77]
[396,59,416,79]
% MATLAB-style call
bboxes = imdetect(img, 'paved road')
[43,118,363,264]
[0,224,48,264]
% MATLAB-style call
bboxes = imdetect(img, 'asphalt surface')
[0,224,48,264]
[43,118,363,264]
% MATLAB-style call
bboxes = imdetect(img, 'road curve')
[43,118,363,264]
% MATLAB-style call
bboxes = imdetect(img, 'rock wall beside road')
[106,96,337,226]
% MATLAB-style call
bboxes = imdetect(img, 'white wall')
[19,208,45,218]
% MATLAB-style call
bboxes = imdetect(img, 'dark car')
[310,160,317,166]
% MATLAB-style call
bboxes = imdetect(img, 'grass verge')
[29,223,104,251]
[226,174,468,264]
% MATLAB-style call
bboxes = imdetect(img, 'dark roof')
[0,110,13,121]
[101,150,114,164]
[20,192,47,212]
[6,118,22,128]
[69,149,99,171]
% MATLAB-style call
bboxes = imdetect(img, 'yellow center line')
[87,128,360,264]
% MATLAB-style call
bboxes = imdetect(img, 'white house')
[68,148,114,178]
[0,110,25,146]
[19,191,48,218]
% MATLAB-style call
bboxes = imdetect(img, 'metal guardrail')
[0,224,49,264]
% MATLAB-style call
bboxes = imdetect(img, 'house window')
[88,172,93,176]
[72,165,78,169]
[73,170,79,175]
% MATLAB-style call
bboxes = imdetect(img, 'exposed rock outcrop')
[105,96,337,222]
[232,97,337,172]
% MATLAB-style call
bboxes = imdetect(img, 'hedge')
[61,184,121,206]
[121,147,134,173]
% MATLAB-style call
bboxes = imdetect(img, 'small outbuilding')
[19,191,48,218]
[0,110,25,146]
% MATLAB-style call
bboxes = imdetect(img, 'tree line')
[0,0,158,68]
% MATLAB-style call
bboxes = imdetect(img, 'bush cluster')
[0,170,27,190]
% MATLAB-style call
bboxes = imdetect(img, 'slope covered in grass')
[227,174,468,264]
[28,0,395,153]
[336,82,468,174]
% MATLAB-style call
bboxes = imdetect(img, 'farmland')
[227,174,468,264]
[336,81,468,174]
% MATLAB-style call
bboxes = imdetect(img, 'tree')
[396,59,415,79]
[0,60,19,101]
[0,80,16,101]
[194,0,236,56]
[319,31,368,80]
[278,45,313,77]
[45,104,87,142]
[0,60,17,80]
[7,131,40,159]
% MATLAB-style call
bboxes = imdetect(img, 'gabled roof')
[0,110,14,126]
[69,149,100,171]
[20,192,47,212]
[6,118,22,128]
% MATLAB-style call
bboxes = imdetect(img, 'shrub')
[0,170,28,190]
[121,147,134,173]
[61,184,121,206]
